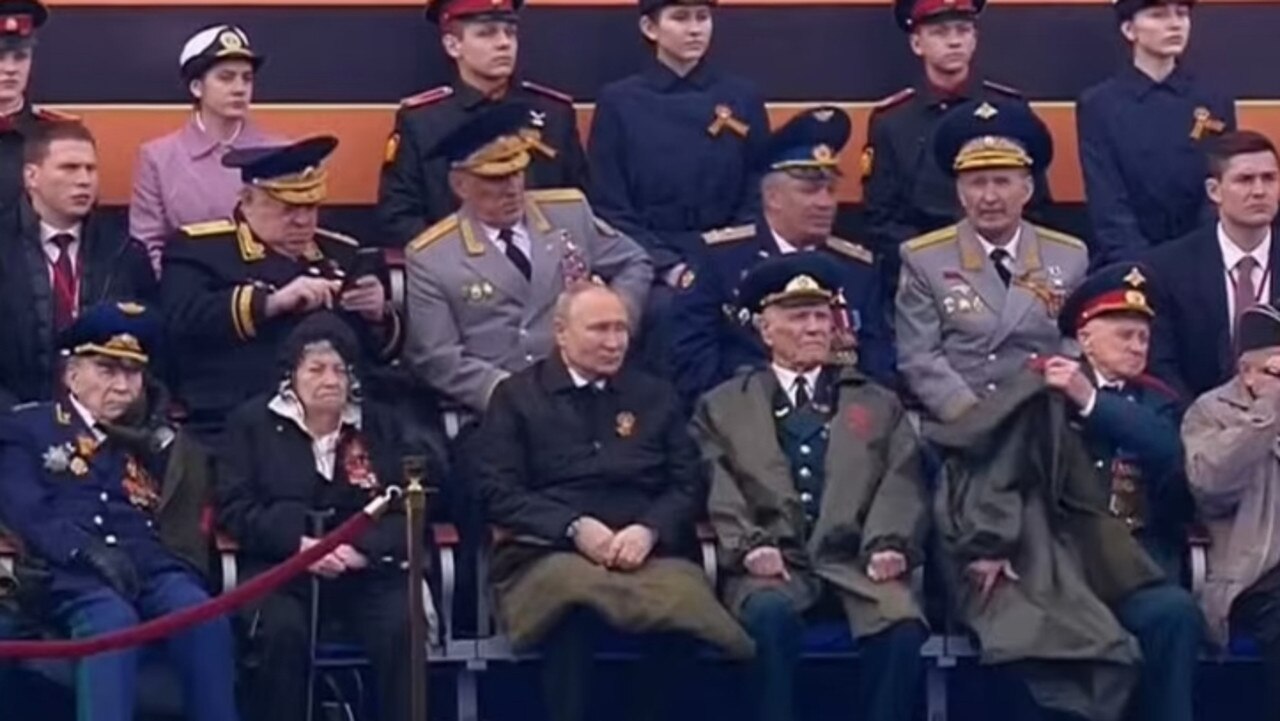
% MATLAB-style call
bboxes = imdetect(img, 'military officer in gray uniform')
[896,98,1088,422]
[404,102,652,413]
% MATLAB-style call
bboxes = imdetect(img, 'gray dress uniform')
[895,219,1088,421]
[403,187,652,412]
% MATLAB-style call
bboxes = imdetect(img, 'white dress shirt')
[1078,368,1125,418]
[481,221,533,259]
[771,228,801,255]
[1218,223,1272,332]
[268,391,363,481]
[567,364,607,391]
[976,226,1023,271]
[40,221,83,277]
[69,395,106,442]
[772,363,821,406]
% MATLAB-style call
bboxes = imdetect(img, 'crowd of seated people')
[0,0,1276,719]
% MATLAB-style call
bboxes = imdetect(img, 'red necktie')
[49,233,77,331]
[1233,256,1259,343]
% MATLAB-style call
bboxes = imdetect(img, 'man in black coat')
[0,120,155,407]
[1148,130,1280,402]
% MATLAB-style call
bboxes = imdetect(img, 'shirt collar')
[267,388,362,439]
[771,228,801,255]
[1217,223,1272,272]
[976,226,1022,263]
[1092,367,1125,391]
[1119,62,1190,99]
[566,363,606,391]
[771,363,820,399]
[641,56,715,92]
[480,221,527,245]
[68,395,106,441]
[40,221,81,244]
[921,74,974,108]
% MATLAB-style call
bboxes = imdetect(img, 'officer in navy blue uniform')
[1077,0,1235,265]
[0,302,239,721]
[1043,263,1202,721]
[588,0,770,374]
[671,106,892,399]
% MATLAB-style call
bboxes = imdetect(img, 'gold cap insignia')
[812,144,833,163]
[1125,290,1148,308]
[974,102,998,120]
[1123,267,1146,288]
[116,302,145,316]
[219,30,244,51]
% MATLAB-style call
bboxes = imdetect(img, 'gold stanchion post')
[403,455,429,720]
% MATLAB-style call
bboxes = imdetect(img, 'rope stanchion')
[0,488,402,660]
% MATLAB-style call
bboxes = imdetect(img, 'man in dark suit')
[0,120,155,407]
[1148,130,1280,401]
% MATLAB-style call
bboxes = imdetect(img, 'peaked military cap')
[223,136,338,205]
[1058,263,1154,338]
[933,98,1053,176]
[638,0,717,15]
[179,25,264,82]
[1239,304,1280,355]
[58,302,160,366]
[425,0,523,25]
[765,105,852,175]
[1113,0,1194,23]
[433,101,534,177]
[893,0,985,32]
[738,253,844,313]
[0,0,45,49]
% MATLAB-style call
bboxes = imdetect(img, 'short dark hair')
[24,121,96,166]
[1206,130,1278,179]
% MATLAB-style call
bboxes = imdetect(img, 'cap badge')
[786,274,821,293]
[812,144,833,163]
[1125,290,1147,308]
[974,101,998,120]
[813,109,835,122]
[117,302,145,316]
[218,30,244,51]
[1123,267,1146,288]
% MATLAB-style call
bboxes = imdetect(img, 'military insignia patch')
[383,133,400,165]
[974,102,998,120]
[707,105,749,138]
[529,110,546,128]
[615,412,636,438]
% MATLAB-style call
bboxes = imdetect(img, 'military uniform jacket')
[0,402,185,598]
[862,80,1051,259]
[693,365,927,638]
[161,218,403,435]
[1077,64,1236,265]
[377,79,588,248]
[896,219,1088,421]
[670,222,894,399]
[0,106,74,214]
[0,201,156,407]
[403,188,652,412]
[587,59,770,271]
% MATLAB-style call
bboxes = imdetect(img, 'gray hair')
[553,282,621,323]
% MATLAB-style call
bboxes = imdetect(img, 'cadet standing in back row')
[862,0,1049,302]
[377,0,587,248]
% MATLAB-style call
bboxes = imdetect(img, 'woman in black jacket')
[215,312,430,721]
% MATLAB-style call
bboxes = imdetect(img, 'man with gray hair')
[1184,303,1280,714]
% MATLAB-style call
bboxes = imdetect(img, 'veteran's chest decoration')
[122,455,161,512]
[939,273,988,316]
[341,435,380,492]
[1013,271,1066,318]
[462,280,497,303]
[43,433,100,478]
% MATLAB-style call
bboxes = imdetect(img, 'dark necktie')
[990,247,1013,287]
[1233,255,1259,342]
[49,233,77,331]
[793,376,811,409]
[498,227,531,281]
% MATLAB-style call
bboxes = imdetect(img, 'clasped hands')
[300,537,369,579]
[571,516,655,571]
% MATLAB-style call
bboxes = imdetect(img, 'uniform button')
[104,535,118,546]
[1030,353,1039,360]
[800,492,813,503]
[988,354,997,362]
[799,444,811,455]
[799,467,812,479]
[93,515,103,526]
[1095,460,1105,469]
[99,492,109,502]
[525,354,534,362]
[986,383,997,392]
[519,328,528,337]
[146,521,154,529]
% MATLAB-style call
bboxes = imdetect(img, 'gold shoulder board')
[703,224,756,245]
[526,188,587,204]
[1033,224,1087,251]
[408,215,459,253]
[826,237,874,264]
[180,219,237,238]
[904,225,959,253]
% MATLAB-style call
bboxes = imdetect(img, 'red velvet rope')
[0,507,378,659]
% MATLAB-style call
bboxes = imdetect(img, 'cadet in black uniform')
[376,0,587,248]
[862,0,1049,300]
[162,137,402,444]
[0,0,75,213]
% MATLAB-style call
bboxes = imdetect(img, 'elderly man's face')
[240,187,320,257]
[452,170,525,228]
[292,344,350,417]
[763,171,839,246]
[757,301,833,372]
[1079,314,1151,381]
[555,287,631,380]
[64,356,144,423]
[956,168,1034,242]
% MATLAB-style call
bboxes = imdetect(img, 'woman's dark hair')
[277,311,361,379]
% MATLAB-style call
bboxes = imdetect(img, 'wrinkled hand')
[966,558,1019,604]
[301,536,347,579]
[332,544,369,571]
[267,276,340,318]
[606,524,656,571]
[744,546,790,582]
[572,517,615,566]
[866,550,908,583]
[339,276,389,324]
[1042,357,1094,408]
[75,542,141,601]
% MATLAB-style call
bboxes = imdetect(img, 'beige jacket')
[1183,377,1280,646]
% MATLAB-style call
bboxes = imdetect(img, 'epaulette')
[526,187,586,204]
[9,401,38,412]
[904,225,958,252]
[982,80,1023,98]
[33,107,78,122]
[870,87,915,114]
[316,227,359,247]
[521,80,573,105]
[826,237,874,265]
[399,85,454,110]
[1132,373,1180,402]
[702,224,756,245]
[180,219,236,238]
[408,215,459,253]
[1033,224,1087,251]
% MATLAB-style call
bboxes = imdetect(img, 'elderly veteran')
[896,98,1087,421]
[475,282,751,721]
[1042,263,1201,721]
[404,102,651,414]
[692,253,928,721]
[1184,304,1280,717]
[0,302,239,721]
[162,135,401,445]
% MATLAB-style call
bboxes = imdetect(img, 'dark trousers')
[1114,583,1202,721]
[1231,561,1280,721]
[51,569,239,721]
[738,588,927,721]
[539,605,698,721]
[247,570,414,721]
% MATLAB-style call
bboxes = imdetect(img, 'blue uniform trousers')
[52,569,239,721]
